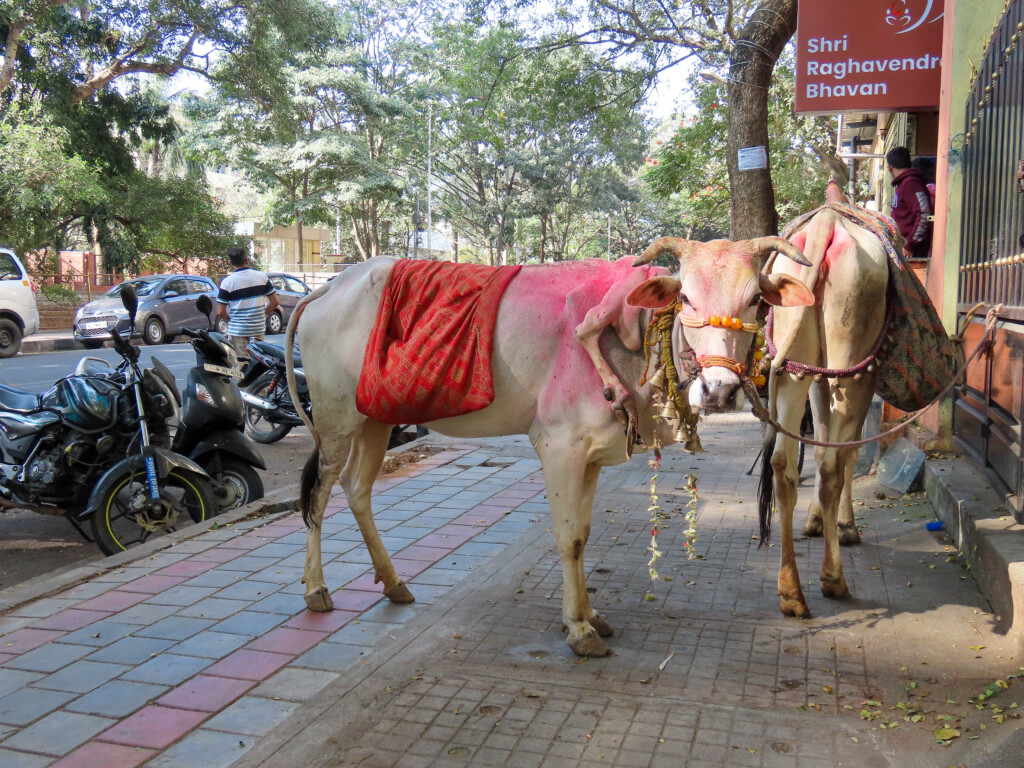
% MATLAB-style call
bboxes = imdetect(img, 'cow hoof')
[802,516,824,537]
[821,576,850,600]
[779,596,811,619]
[305,586,334,613]
[838,523,861,546]
[590,615,614,638]
[567,628,612,658]
[384,582,415,603]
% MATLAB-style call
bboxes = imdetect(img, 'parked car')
[213,272,311,336]
[74,274,218,348]
[0,248,39,357]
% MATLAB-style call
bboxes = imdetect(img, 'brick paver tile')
[4,641,94,673]
[190,547,247,563]
[156,674,255,712]
[48,741,156,768]
[74,591,149,613]
[203,649,292,681]
[134,615,216,641]
[30,609,111,632]
[1,627,68,654]
[251,667,339,702]
[3,710,115,756]
[0,686,78,726]
[144,726,255,768]
[331,588,385,612]
[212,611,287,637]
[98,704,208,749]
[86,635,175,664]
[33,659,131,694]
[153,560,217,578]
[66,679,169,718]
[395,544,452,562]
[204,695,299,736]
[247,626,328,655]
[114,574,187,594]
[283,609,359,633]
[0,747,55,768]
[120,653,212,686]
[172,630,252,659]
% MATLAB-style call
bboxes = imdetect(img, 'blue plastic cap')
[925,520,944,531]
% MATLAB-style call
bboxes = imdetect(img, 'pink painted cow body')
[289,238,812,657]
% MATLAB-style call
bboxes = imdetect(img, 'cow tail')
[287,282,333,528]
[757,425,777,546]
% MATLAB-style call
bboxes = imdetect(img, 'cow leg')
[770,372,813,618]
[818,380,874,598]
[579,463,613,638]
[574,312,637,438]
[303,435,352,613]
[539,444,608,657]
[837,450,861,545]
[802,381,830,537]
[344,421,414,603]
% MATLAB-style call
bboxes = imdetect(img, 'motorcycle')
[238,337,426,448]
[0,285,217,556]
[171,295,266,512]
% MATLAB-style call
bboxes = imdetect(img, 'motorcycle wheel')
[244,371,295,444]
[91,468,215,556]
[210,458,264,511]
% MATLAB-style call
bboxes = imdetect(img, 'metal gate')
[957,0,1024,523]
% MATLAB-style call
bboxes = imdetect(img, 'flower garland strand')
[647,456,663,580]
[683,474,699,559]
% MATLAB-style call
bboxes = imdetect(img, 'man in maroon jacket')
[886,146,933,258]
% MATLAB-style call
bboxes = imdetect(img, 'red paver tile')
[154,559,217,578]
[452,511,505,527]
[31,609,110,632]
[284,609,359,632]
[189,547,244,564]
[99,705,207,749]
[115,574,187,594]
[395,544,451,562]
[0,627,67,654]
[247,627,329,655]
[157,674,255,711]
[342,573,385,593]
[49,741,157,768]
[77,590,149,613]
[390,558,430,579]
[203,650,292,681]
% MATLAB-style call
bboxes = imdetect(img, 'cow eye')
[680,294,692,307]
[748,293,762,307]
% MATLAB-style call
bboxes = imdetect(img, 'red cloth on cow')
[356,259,522,424]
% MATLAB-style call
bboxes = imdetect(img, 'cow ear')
[758,272,815,307]
[626,276,682,308]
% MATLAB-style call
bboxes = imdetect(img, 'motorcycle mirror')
[120,284,138,320]
[196,293,213,319]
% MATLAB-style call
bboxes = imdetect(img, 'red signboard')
[795,0,945,115]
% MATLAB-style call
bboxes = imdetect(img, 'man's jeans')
[230,334,264,367]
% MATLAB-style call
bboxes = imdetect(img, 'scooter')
[171,295,266,511]
[238,337,426,448]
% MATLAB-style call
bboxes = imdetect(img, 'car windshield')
[107,279,162,298]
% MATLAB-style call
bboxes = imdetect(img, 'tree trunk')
[726,0,797,240]
[539,215,547,263]
[452,229,459,263]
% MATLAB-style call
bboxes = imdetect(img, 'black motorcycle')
[172,296,265,511]
[0,286,217,555]
[238,338,426,448]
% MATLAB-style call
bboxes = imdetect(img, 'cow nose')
[688,373,741,412]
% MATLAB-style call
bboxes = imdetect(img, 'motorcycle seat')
[250,339,302,369]
[0,382,42,413]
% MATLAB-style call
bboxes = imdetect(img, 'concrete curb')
[0,486,300,614]
[923,457,1024,656]
[20,334,85,354]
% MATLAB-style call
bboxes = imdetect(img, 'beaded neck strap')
[679,314,759,333]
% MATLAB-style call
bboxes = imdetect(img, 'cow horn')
[744,236,812,268]
[632,237,700,268]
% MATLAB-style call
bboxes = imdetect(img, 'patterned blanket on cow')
[781,202,963,411]
[356,259,523,424]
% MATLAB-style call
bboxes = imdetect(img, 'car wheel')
[216,318,228,335]
[0,318,22,358]
[144,317,166,345]
[266,310,283,335]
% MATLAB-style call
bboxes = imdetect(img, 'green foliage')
[644,55,834,237]
[0,107,105,254]
[40,283,80,303]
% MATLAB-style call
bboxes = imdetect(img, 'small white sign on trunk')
[737,145,768,172]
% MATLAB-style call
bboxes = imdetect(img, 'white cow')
[758,185,890,618]
[288,238,812,656]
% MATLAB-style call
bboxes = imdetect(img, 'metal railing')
[956,0,1024,523]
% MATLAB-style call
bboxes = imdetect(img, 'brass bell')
[658,401,678,420]
[683,435,705,454]
[673,425,691,443]
[648,367,667,389]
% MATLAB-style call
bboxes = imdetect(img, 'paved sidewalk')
[0,414,1022,768]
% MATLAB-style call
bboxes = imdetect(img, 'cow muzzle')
[687,366,743,412]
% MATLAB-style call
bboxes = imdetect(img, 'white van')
[0,248,39,357]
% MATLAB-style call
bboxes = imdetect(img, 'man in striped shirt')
[217,247,279,365]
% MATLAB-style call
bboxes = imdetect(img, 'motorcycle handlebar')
[108,328,139,363]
